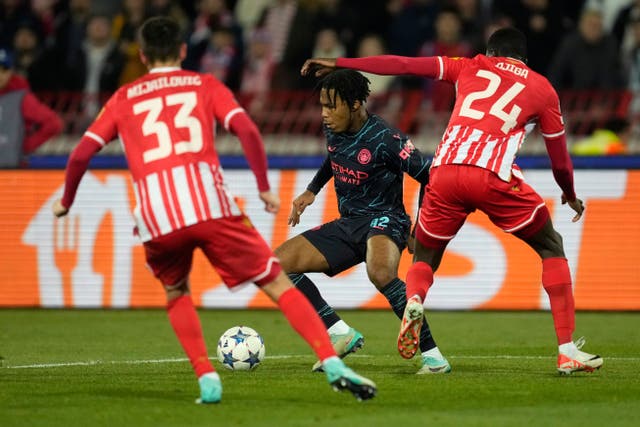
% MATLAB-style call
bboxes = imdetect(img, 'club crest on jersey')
[357,148,372,165]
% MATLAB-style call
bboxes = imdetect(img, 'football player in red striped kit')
[302,27,603,375]
[53,16,376,403]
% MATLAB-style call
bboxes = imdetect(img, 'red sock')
[167,295,215,377]
[278,287,336,361]
[542,257,575,345]
[406,261,433,301]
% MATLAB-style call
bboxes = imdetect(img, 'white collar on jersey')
[149,66,181,73]
[505,57,526,64]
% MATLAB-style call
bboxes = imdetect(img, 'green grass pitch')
[1,309,639,427]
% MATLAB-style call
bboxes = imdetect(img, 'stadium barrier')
[1,168,638,310]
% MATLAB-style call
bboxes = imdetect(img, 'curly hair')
[318,69,371,108]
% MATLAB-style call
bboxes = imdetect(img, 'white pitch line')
[3,354,638,370]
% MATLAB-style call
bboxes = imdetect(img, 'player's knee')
[274,245,296,272]
[164,278,189,300]
[366,267,396,289]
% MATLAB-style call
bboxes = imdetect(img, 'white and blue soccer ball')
[216,326,265,371]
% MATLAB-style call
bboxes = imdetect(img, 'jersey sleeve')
[306,156,333,194]
[537,82,565,138]
[440,56,472,84]
[83,95,120,147]
[383,134,431,185]
[207,76,245,131]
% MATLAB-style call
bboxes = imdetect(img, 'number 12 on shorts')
[370,216,389,230]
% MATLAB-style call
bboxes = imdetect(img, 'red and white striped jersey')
[432,55,565,181]
[84,67,244,241]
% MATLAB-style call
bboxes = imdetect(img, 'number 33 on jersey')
[432,55,565,181]
[83,69,245,241]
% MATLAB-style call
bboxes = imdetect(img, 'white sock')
[199,371,220,381]
[321,355,340,367]
[327,320,350,335]
[422,346,443,359]
[559,342,578,357]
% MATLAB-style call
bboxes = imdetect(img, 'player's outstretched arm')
[51,136,102,218]
[288,190,316,227]
[300,58,337,77]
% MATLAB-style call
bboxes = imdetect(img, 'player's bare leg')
[260,272,377,401]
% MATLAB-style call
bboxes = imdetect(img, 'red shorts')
[143,216,281,288]
[416,165,549,248]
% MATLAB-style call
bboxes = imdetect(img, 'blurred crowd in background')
[1,0,639,158]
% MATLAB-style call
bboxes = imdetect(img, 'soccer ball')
[216,325,265,371]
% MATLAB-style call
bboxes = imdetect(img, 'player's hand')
[52,199,69,217]
[288,190,316,226]
[301,58,337,77]
[259,191,280,214]
[562,194,584,222]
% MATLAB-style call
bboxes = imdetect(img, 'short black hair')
[486,27,527,62]
[319,69,371,108]
[139,16,182,63]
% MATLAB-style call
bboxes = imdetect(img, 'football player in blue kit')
[274,69,451,374]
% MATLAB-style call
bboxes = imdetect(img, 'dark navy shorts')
[302,213,410,276]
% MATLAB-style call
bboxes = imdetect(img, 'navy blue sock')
[289,273,341,329]
[380,278,436,352]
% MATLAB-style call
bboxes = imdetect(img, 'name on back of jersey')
[495,62,528,79]
[127,75,203,99]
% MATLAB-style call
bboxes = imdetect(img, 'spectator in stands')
[240,28,274,99]
[0,0,40,47]
[450,0,487,51]
[198,24,240,86]
[355,34,395,96]
[257,0,316,89]
[547,8,624,90]
[30,0,58,41]
[11,21,42,79]
[112,0,150,85]
[0,48,62,167]
[498,0,566,74]
[185,0,244,90]
[35,0,92,91]
[234,0,271,30]
[62,14,125,125]
[387,0,440,57]
[312,28,345,60]
[418,7,473,111]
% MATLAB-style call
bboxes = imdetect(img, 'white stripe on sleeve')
[223,107,245,131]
[84,131,106,146]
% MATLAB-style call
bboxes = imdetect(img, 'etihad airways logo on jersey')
[331,160,368,184]
[127,75,202,98]
[496,62,529,78]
